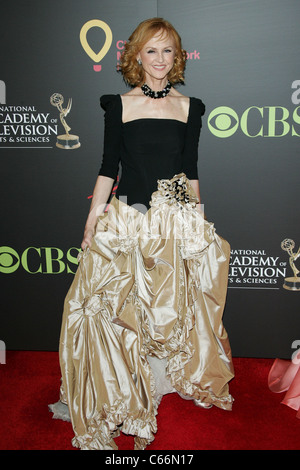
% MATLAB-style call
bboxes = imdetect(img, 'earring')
[137,58,142,65]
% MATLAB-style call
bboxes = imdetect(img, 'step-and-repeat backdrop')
[1,0,299,358]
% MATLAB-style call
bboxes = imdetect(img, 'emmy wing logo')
[50,93,80,150]
[80,20,113,72]
[281,239,300,291]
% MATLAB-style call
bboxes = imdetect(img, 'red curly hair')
[120,18,187,86]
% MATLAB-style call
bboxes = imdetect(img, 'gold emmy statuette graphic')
[50,93,80,149]
[281,238,300,291]
[80,19,113,71]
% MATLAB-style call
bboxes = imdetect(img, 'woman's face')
[137,31,176,84]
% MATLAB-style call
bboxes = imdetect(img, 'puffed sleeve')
[182,97,205,180]
[98,94,122,180]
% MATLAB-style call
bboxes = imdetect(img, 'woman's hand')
[81,227,94,251]
[80,175,115,251]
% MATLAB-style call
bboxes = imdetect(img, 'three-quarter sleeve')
[98,94,122,180]
[182,97,205,180]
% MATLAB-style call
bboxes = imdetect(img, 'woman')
[50,18,234,450]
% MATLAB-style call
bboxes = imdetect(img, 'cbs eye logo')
[0,247,19,273]
[207,106,239,138]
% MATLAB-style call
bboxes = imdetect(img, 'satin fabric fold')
[50,173,234,450]
[268,358,300,419]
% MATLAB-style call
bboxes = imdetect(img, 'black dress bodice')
[98,94,205,209]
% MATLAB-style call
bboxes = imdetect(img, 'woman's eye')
[146,49,172,54]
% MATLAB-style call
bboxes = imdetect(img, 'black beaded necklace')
[141,81,172,99]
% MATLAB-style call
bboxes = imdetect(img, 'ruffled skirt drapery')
[49,173,234,450]
[268,358,300,419]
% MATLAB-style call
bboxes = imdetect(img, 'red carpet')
[0,351,299,450]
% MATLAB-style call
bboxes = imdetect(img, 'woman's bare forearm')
[190,179,201,204]
[81,175,115,248]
